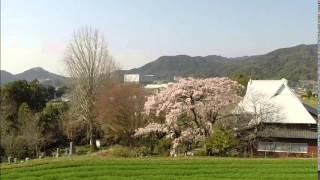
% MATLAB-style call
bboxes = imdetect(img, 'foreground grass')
[0,156,317,180]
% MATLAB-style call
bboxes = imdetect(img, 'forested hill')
[0,67,65,86]
[126,44,316,81]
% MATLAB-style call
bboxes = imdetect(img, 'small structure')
[8,156,12,164]
[89,140,101,149]
[173,76,183,82]
[96,140,101,148]
[144,83,172,94]
[124,74,157,85]
[55,148,60,157]
[236,78,317,157]
[124,74,140,83]
[69,142,73,156]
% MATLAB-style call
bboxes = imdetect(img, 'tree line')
[0,80,68,159]
[1,27,271,161]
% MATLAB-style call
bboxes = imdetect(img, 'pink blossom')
[137,77,243,149]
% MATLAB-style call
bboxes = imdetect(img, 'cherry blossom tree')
[135,77,243,153]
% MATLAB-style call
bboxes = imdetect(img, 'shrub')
[0,146,5,161]
[76,145,90,155]
[206,125,239,156]
[154,138,172,156]
[193,148,207,156]
[135,135,160,154]
[175,141,189,155]
[110,145,151,157]
[110,145,129,157]
[306,90,312,99]
[110,145,136,157]
[134,146,149,157]
[5,136,30,159]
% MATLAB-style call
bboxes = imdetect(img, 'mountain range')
[126,44,316,81]
[1,44,316,86]
[0,67,65,87]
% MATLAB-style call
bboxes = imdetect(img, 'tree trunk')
[89,120,97,151]
[36,145,40,158]
[244,146,247,157]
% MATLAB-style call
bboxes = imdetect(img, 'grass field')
[0,156,317,180]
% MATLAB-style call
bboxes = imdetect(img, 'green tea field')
[0,157,316,180]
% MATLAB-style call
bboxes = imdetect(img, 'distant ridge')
[0,70,16,85]
[125,44,316,81]
[1,67,65,87]
[2,44,316,86]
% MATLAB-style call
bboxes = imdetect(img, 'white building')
[236,78,315,124]
[124,74,140,83]
[123,74,156,84]
[235,78,317,156]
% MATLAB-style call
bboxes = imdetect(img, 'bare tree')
[19,113,43,157]
[95,81,147,146]
[64,26,118,150]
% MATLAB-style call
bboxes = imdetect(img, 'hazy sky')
[1,0,317,75]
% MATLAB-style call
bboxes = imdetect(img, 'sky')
[1,0,317,75]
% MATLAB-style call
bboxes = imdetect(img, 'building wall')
[256,139,317,158]
[124,74,139,83]
[256,151,316,158]
[307,143,317,157]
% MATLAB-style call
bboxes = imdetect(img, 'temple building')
[236,78,317,157]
